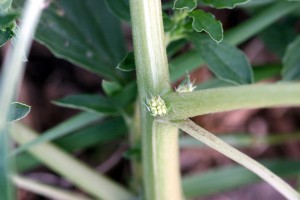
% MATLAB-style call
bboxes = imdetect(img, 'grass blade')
[0,0,44,199]
[13,112,102,155]
[11,123,135,200]
[16,117,126,172]
[182,159,300,198]
[13,175,92,200]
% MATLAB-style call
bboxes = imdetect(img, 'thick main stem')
[172,119,300,200]
[129,0,182,199]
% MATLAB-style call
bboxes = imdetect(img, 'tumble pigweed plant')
[0,0,300,200]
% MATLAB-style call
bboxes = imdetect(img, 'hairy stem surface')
[164,83,300,120]
[129,0,182,199]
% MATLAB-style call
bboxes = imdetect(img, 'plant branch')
[171,119,300,200]
[164,83,300,120]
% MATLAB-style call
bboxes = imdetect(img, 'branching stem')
[171,119,300,200]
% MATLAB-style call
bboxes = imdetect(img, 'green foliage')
[54,82,136,115]
[201,0,249,9]
[116,52,135,72]
[173,0,197,11]
[0,12,17,26]
[54,94,119,114]
[5,0,300,199]
[189,34,254,84]
[183,160,300,198]
[13,112,101,155]
[16,117,126,172]
[188,10,223,42]
[17,0,127,81]
[102,80,122,96]
[0,12,17,47]
[104,0,130,22]
[282,36,300,80]
[259,20,297,57]
[8,102,30,123]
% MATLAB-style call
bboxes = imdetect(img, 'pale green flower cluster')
[175,82,196,93]
[146,95,167,117]
[176,74,196,93]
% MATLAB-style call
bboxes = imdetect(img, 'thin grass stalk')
[0,0,45,199]
[13,175,92,200]
[11,123,134,200]
[171,119,300,200]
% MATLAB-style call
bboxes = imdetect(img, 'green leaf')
[116,52,135,72]
[189,34,254,84]
[104,0,130,22]
[8,102,30,123]
[183,160,300,198]
[110,81,137,107]
[188,10,223,43]
[259,20,297,57]
[173,0,197,11]
[162,12,173,32]
[17,0,126,81]
[13,112,101,155]
[53,94,118,114]
[16,117,126,172]
[253,64,281,82]
[202,0,249,9]
[282,36,300,80]
[102,80,122,96]
[0,22,14,47]
[0,12,18,26]
[195,64,282,90]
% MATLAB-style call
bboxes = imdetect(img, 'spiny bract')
[146,95,167,117]
[175,74,196,93]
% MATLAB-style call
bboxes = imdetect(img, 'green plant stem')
[164,83,300,120]
[171,119,300,200]
[13,175,92,200]
[11,124,134,200]
[129,0,182,199]
[0,0,45,199]
[225,1,300,45]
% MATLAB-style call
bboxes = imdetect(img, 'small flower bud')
[176,74,196,93]
[146,95,168,117]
